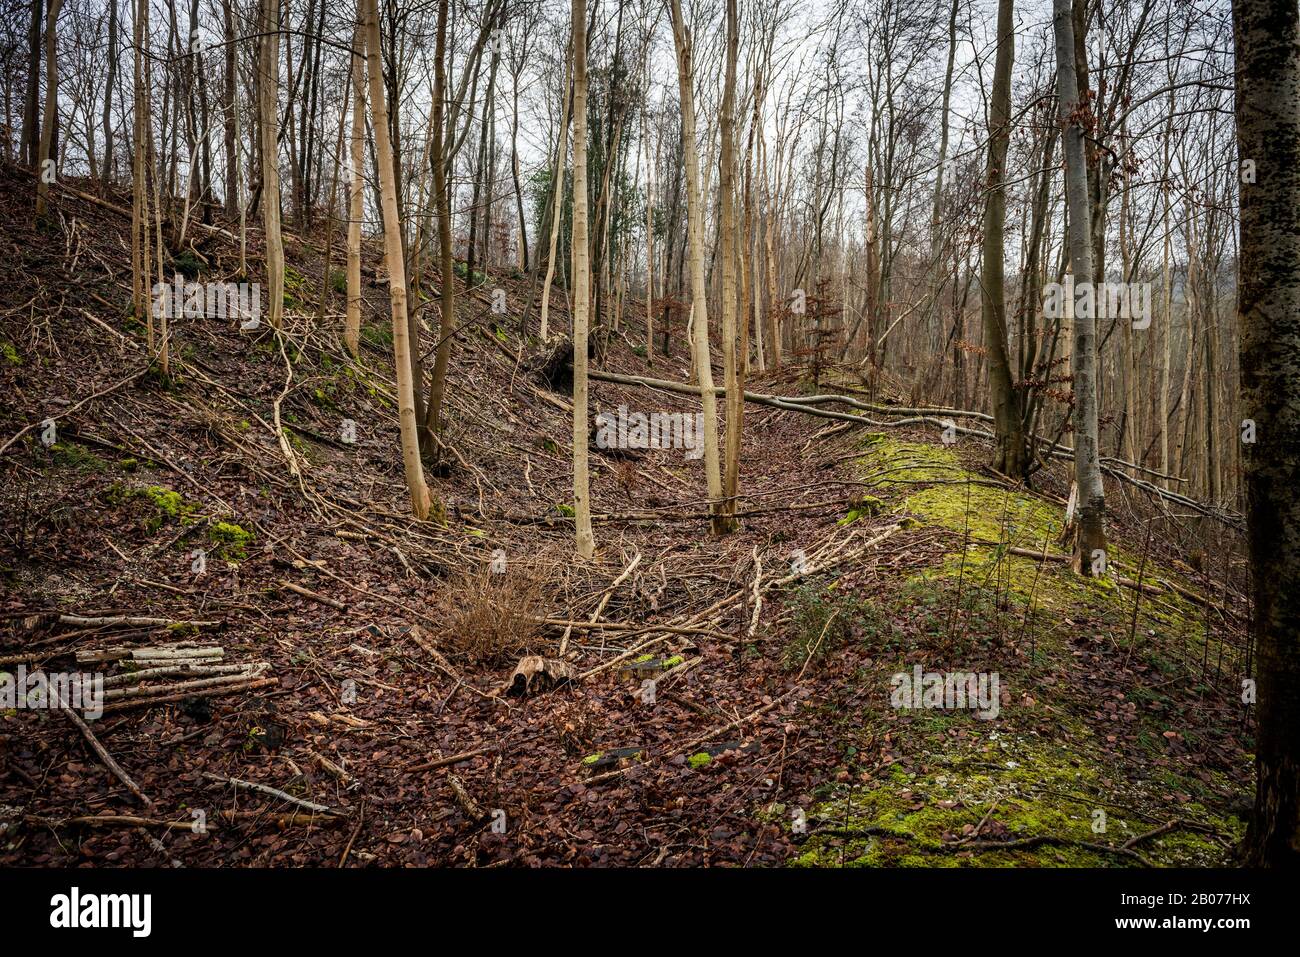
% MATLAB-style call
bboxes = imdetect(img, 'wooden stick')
[201,771,343,817]
[57,691,153,807]
[280,580,349,611]
[100,676,279,713]
[407,746,496,773]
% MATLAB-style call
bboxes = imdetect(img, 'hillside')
[0,168,1254,867]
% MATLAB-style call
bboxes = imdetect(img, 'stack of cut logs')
[74,643,276,714]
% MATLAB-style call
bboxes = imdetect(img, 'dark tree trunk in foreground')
[1234,0,1300,868]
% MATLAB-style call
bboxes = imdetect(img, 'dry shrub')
[436,557,556,667]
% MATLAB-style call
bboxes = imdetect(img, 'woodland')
[0,0,1297,871]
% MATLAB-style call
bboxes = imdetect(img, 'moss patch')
[209,521,253,560]
[792,731,1236,868]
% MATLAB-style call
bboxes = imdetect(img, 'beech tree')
[570,0,594,559]
[669,0,724,534]
[32,0,60,218]
[258,0,284,331]
[343,20,364,357]
[1053,0,1106,572]
[979,0,1027,479]
[361,0,432,520]
[1234,0,1300,868]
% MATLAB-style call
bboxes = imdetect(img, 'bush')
[436,559,555,667]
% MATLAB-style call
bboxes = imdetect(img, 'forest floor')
[0,165,1255,866]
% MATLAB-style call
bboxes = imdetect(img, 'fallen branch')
[280,580,349,611]
[200,771,343,817]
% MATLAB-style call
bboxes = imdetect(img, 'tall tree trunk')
[717,0,741,534]
[221,0,238,218]
[131,0,147,330]
[424,0,455,439]
[344,21,365,356]
[258,0,284,330]
[980,0,1027,478]
[1053,0,1106,572]
[669,0,724,527]
[1235,0,1300,868]
[539,51,572,341]
[34,0,62,219]
[102,0,118,187]
[570,0,595,559]
[362,0,433,520]
[510,67,529,273]
[22,0,42,167]
[643,85,655,367]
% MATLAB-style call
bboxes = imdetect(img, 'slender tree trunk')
[424,0,456,439]
[669,0,724,526]
[361,0,433,520]
[717,0,741,533]
[22,0,42,167]
[258,0,284,330]
[34,0,62,219]
[539,51,572,341]
[510,70,529,273]
[643,88,655,367]
[980,0,1027,478]
[570,0,595,559]
[131,0,147,330]
[102,0,118,187]
[1053,0,1106,571]
[1234,0,1300,868]
[344,22,365,356]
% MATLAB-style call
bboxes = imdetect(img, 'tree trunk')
[34,0,62,219]
[258,0,284,330]
[423,0,456,440]
[669,0,724,529]
[980,0,1027,479]
[539,52,572,342]
[344,21,365,356]
[570,0,595,559]
[22,0,42,167]
[361,0,433,520]
[717,0,741,534]
[1053,0,1106,572]
[1234,0,1300,868]
[102,0,118,187]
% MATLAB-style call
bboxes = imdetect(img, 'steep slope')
[0,167,1252,866]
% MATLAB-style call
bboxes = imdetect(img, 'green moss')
[283,264,309,308]
[856,435,966,485]
[0,341,21,365]
[839,495,885,526]
[582,752,603,766]
[51,442,107,472]
[123,484,200,531]
[688,752,713,769]
[209,521,253,560]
